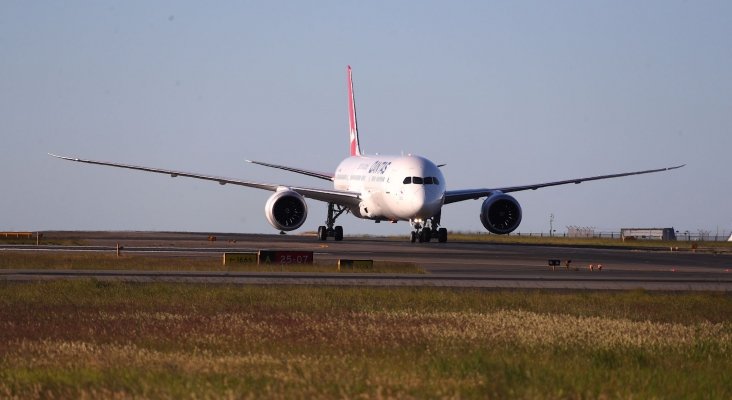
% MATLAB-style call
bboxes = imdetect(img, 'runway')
[2,231,731,290]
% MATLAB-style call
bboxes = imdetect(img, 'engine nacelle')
[264,189,308,231]
[480,193,522,234]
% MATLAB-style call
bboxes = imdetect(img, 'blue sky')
[1,1,730,236]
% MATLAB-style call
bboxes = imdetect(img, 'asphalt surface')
[2,231,731,291]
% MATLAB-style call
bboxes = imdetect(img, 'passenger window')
[402,177,411,184]
[424,177,434,184]
[412,177,423,184]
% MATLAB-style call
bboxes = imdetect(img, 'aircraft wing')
[246,160,334,181]
[49,154,360,207]
[443,164,685,204]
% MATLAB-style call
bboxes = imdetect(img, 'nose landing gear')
[410,217,448,243]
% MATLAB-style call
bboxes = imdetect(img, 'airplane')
[50,66,684,243]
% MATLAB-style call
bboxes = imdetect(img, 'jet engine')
[265,189,308,231]
[480,192,522,234]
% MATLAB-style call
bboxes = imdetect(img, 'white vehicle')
[51,67,684,242]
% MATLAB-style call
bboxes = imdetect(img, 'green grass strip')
[0,282,730,398]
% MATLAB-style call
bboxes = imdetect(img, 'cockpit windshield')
[402,176,440,185]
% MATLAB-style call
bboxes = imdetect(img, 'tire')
[318,226,327,241]
[438,228,447,243]
[334,226,344,241]
[410,232,417,243]
[420,228,432,243]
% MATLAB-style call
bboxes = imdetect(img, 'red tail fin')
[347,66,362,156]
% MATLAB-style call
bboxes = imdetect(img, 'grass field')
[1,281,730,398]
[0,237,84,246]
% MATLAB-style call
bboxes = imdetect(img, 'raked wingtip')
[48,153,78,161]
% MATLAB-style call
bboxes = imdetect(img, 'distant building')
[621,228,676,241]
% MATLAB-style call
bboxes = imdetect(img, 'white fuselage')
[333,154,445,221]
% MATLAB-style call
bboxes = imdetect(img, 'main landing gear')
[410,216,448,243]
[317,202,347,241]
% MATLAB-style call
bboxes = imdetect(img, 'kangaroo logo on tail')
[347,66,362,157]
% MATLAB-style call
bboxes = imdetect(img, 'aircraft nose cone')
[423,187,444,213]
[407,187,442,219]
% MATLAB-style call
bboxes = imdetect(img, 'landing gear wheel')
[410,232,417,243]
[320,203,348,242]
[438,228,448,243]
[334,226,344,241]
[420,227,432,243]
